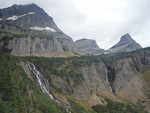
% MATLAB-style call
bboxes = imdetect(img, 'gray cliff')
[75,39,104,55]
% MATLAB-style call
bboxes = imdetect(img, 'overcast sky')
[0,0,150,49]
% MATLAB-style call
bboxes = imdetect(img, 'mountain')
[75,39,104,55]
[0,4,78,57]
[0,3,61,32]
[0,47,150,113]
[109,33,142,53]
[0,3,150,113]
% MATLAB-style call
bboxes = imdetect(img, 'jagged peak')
[120,33,134,42]
[110,33,142,52]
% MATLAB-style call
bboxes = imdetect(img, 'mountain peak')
[19,3,42,9]
[111,33,137,49]
[0,3,61,32]
[109,33,142,53]
[24,3,38,7]
[0,3,45,18]
[120,33,134,43]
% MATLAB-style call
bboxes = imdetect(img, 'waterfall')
[27,63,54,100]
[25,62,72,113]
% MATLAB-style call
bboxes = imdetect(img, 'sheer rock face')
[75,39,104,55]
[58,50,149,103]
[0,4,78,57]
[7,36,64,57]
[0,31,78,57]
[109,33,142,53]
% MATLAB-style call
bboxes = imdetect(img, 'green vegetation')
[92,98,147,113]
[0,54,67,113]
[68,97,96,113]
[0,30,54,41]
[142,71,150,99]
[0,30,28,40]
[26,57,85,82]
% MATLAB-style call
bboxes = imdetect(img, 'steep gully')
[106,65,116,95]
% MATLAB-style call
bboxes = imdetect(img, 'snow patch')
[6,12,35,21]
[0,18,2,21]
[28,12,35,14]
[7,16,18,21]
[30,26,56,32]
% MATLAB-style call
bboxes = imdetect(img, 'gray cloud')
[0,0,150,49]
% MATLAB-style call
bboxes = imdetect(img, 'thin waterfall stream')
[26,62,71,113]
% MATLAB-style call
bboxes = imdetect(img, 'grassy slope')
[0,54,67,113]
[143,71,150,97]
[142,71,150,112]
[92,98,147,113]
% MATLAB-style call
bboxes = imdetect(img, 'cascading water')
[26,62,72,113]
[27,63,54,100]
